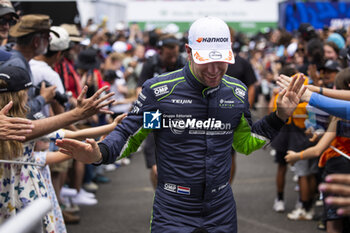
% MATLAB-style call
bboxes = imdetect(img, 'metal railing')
[0,198,52,233]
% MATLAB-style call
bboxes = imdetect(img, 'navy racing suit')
[98,62,285,233]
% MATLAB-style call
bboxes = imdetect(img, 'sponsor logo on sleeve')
[130,106,140,114]
[139,92,147,101]
[135,100,143,107]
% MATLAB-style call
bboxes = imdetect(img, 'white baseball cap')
[188,16,234,64]
[49,26,70,51]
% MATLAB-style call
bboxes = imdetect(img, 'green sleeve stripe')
[157,80,186,101]
[150,76,185,88]
[222,77,247,91]
[222,81,244,104]
[118,127,152,159]
[232,114,268,155]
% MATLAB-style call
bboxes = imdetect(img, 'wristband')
[319,87,323,95]
[300,150,304,160]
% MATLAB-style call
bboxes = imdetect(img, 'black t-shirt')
[225,55,257,87]
[137,54,186,87]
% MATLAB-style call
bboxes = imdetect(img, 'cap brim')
[0,8,18,18]
[69,36,84,42]
[49,29,59,38]
[192,49,235,64]
[10,26,59,38]
[75,60,100,70]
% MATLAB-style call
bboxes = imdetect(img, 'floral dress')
[34,151,67,233]
[0,140,55,233]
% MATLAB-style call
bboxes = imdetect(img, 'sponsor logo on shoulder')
[154,85,169,96]
[235,87,246,99]
[164,183,177,193]
[171,99,192,104]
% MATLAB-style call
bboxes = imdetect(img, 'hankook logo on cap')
[196,37,229,43]
[209,51,222,60]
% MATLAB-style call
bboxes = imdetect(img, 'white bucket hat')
[188,16,235,64]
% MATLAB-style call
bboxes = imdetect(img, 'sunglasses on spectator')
[0,17,17,26]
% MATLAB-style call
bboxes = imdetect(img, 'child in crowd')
[0,66,56,232]
[270,68,317,217]
[285,68,350,233]
[33,114,125,232]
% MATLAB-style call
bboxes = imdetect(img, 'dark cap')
[298,23,316,41]
[321,60,342,72]
[0,66,32,92]
[9,14,59,38]
[75,48,101,70]
[0,0,18,18]
[103,69,118,83]
[156,37,180,48]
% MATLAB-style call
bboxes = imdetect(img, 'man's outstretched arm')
[233,74,306,155]
[56,80,157,164]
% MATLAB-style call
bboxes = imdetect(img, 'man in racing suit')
[56,16,305,233]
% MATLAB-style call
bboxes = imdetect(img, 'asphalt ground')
[66,147,322,233]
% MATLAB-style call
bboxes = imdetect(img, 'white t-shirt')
[110,78,132,114]
[29,59,65,117]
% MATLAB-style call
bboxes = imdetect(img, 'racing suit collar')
[184,61,221,97]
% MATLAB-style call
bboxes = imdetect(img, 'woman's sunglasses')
[0,17,17,26]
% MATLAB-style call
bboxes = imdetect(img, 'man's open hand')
[56,138,102,164]
[276,73,307,121]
